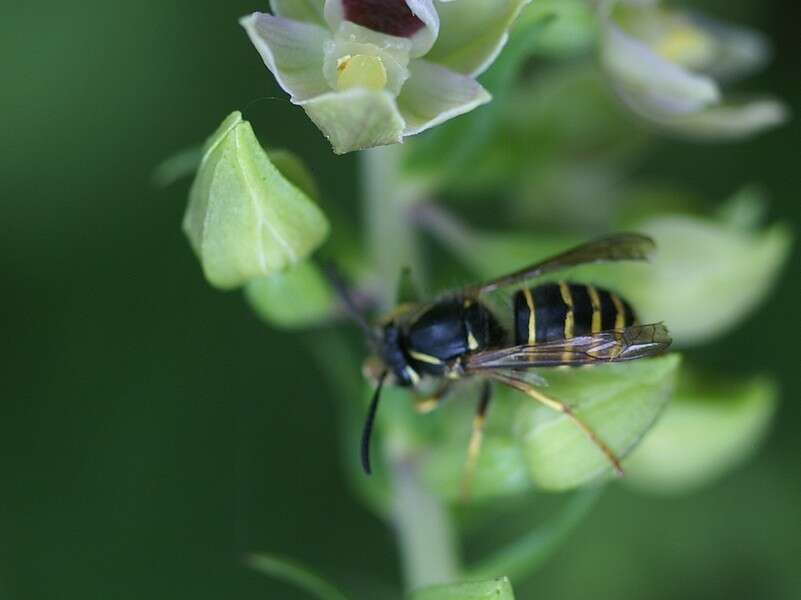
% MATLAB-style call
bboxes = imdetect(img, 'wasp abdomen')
[513,282,636,345]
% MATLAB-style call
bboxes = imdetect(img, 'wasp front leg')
[414,381,454,414]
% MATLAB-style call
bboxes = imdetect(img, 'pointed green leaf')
[246,554,351,600]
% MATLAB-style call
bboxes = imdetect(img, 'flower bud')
[182,112,329,289]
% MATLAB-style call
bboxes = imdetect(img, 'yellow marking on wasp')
[611,293,625,330]
[559,282,575,339]
[463,298,473,308]
[587,285,602,333]
[408,350,444,365]
[466,327,480,351]
[404,366,421,385]
[522,287,536,344]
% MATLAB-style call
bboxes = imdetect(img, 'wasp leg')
[415,381,453,414]
[460,381,493,502]
[491,373,624,476]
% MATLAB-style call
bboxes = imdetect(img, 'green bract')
[241,0,531,154]
[183,111,329,289]
[625,372,777,494]
[599,0,787,139]
[245,261,335,328]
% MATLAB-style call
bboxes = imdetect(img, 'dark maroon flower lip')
[342,0,426,38]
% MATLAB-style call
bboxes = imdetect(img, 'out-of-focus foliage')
[411,577,515,600]
[625,372,777,494]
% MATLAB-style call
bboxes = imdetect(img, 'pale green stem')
[361,145,459,591]
[361,145,424,311]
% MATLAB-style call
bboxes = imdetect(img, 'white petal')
[651,98,789,140]
[689,12,770,82]
[405,0,440,57]
[269,0,326,25]
[426,0,531,76]
[240,13,331,103]
[300,89,406,154]
[602,22,720,116]
[397,59,491,136]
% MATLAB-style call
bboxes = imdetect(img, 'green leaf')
[182,111,329,289]
[410,577,515,600]
[264,148,320,202]
[245,553,351,600]
[244,261,334,328]
[516,354,680,491]
[625,372,778,494]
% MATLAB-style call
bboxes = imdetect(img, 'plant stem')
[361,145,424,311]
[360,145,459,591]
[389,457,460,591]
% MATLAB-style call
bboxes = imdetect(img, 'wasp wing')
[463,323,671,370]
[465,233,655,296]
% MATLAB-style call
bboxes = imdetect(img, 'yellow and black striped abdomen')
[513,282,636,345]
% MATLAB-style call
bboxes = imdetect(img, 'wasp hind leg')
[460,381,493,502]
[491,373,624,476]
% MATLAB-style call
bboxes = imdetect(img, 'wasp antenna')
[361,371,387,475]
[324,262,379,344]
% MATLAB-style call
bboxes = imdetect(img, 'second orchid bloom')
[241,0,530,153]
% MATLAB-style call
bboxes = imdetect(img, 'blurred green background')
[2,1,800,599]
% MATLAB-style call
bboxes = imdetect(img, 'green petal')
[300,89,406,154]
[426,0,532,76]
[245,261,334,328]
[410,578,515,600]
[270,0,326,26]
[183,112,329,289]
[398,60,490,135]
[240,13,331,103]
[516,354,680,491]
[625,372,777,494]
